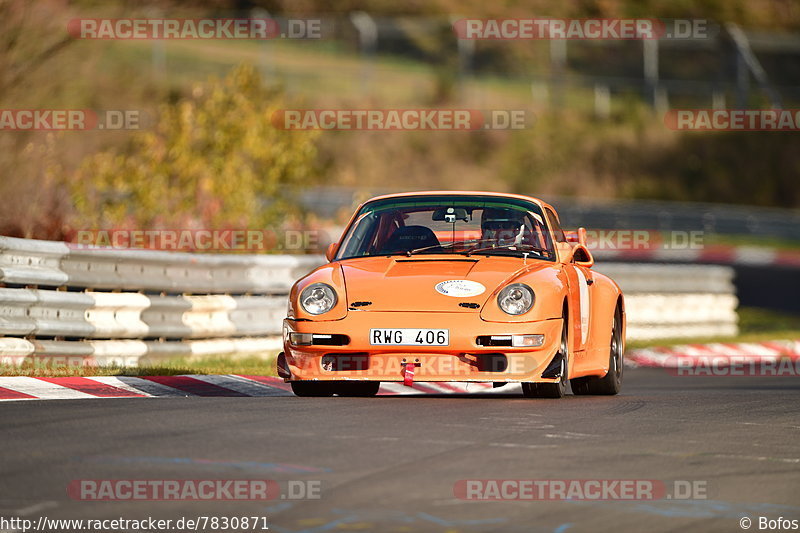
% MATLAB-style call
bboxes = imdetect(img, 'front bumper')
[282,312,563,383]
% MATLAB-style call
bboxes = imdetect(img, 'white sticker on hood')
[435,280,486,298]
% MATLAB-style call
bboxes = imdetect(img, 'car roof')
[361,191,558,218]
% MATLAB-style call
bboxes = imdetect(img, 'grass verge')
[627,307,800,350]
[0,354,279,378]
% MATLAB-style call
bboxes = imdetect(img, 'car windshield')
[336,195,556,261]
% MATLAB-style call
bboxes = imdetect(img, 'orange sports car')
[278,191,625,398]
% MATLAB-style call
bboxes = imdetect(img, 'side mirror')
[325,242,338,262]
[576,227,588,247]
[572,244,594,268]
[556,242,574,264]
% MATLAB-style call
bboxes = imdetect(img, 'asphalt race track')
[1,368,798,533]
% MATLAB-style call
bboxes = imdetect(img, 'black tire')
[290,381,334,397]
[522,313,569,399]
[332,381,381,397]
[571,307,623,395]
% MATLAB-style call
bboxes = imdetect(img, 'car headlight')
[300,283,338,315]
[497,283,535,315]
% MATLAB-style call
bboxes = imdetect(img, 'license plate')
[370,328,449,346]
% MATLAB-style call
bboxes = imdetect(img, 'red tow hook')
[401,360,419,387]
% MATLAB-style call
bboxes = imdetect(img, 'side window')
[524,214,545,249]
[370,214,400,253]
[545,208,566,243]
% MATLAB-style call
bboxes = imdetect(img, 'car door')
[546,208,592,355]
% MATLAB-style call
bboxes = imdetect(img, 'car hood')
[339,255,553,312]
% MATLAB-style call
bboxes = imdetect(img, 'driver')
[480,208,526,248]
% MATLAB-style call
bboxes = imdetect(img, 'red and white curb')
[0,375,520,402]
[627,340,800,368]
[5,341,796,400]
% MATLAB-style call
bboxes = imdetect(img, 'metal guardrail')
[0,236,321,293]
[554,198,800,242]
[0,288,286,340]
[300,187,800,241]
[0,236,738,367]
[0,236,321,366]
[595,263,736,293]
[596,263,738,341]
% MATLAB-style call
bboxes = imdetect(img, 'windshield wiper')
[405,239,480,256]
[466,243,550,257]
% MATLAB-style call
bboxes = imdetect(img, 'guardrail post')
[350,11,378,94]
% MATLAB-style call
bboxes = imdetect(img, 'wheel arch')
[615,293,626,355]
[575,271,623,377]
[561,297,574,375]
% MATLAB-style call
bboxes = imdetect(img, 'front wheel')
[571,307,623,395]
[522,314,569,399]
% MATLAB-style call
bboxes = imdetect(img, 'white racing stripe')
[436,382,495,393]
[105,376,191,397]
[626,340,800,368]
[413,382,460,394]
[736,343,782,359]
[704,343,744,356]
[735,247,777,266]
[788,341,800,356]
[87,376,154,397]
[378,383,423,395]
[0,377,95,400]
[626,348,673,366]
[190,374,291,396]
[575,268,590,346]
[679,345,716,357]
[433,382,471,393]
[464,382,495,392]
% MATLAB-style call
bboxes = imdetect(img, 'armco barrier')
[0,236,737,367]
[0,236,320,367]
[595,263,738,341]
